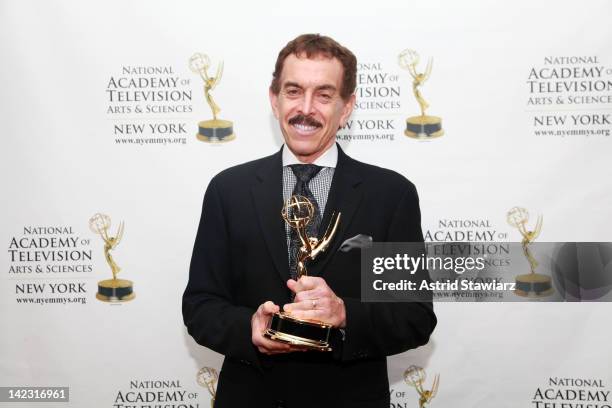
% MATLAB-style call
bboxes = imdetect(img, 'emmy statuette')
[404,365,440,408]
[189,53,235,143]
[196,367,218,408]
[89,213,135,302]
[507,206,553,297]
[398,49,444,139]
[264,195,341,351]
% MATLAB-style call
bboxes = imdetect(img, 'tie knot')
[289,164,322,183]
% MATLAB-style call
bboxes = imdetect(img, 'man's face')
[270,53,355,163]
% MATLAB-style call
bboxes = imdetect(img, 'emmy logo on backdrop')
[404,365,440,408]
[197,367,218,408]
[264,195,341,351]
[189,53,235,143]
[398,49,444,139]
[89,213,135,302]
[507,206,553,297]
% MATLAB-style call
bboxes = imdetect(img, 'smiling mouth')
[289,115,322,135]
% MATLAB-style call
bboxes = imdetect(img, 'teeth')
[294,124,317,132]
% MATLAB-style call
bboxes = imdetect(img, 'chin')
[283,128,332,160]
[286,140,318,156]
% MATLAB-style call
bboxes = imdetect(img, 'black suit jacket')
[183,145,436,408]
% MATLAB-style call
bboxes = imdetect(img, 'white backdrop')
[1,0,611,407]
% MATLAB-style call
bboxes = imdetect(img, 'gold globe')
[404,365,426,386]
[189,53,211,74]
[507,206,529,228]
[196,366,218,395]
[88,213,110,234]
[281,195,314,228]
[398,49,420,70]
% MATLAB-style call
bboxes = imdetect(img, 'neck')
[294,153,321,164]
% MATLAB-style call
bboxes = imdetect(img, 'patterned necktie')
[288,164,323,279]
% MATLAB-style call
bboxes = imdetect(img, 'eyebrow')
[283,81,338,93]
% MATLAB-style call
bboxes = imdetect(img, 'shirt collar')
[282,143,338,168]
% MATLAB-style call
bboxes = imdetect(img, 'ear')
[269,87,280,119]
[339,93,356,127]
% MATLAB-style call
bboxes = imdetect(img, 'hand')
[284,277,346,328]
[251,301,305,354]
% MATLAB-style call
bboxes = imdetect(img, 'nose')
[298,91,314,116]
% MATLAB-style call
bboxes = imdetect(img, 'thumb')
[262,301,279,315]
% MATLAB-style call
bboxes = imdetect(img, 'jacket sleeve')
[337,182,436,361]
[182,177,260,368]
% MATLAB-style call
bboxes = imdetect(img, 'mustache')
[288,114,322,128]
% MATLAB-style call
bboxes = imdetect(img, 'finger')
[258,346,292,355]
[257,340,293,353]
[269,346,306,354]
[294,276,322,292]
[286,279,298,293]
[261,301,279,315]
[289,308,324,322]
[293,288,320,303]
[262,348,292,355]
[283,297,329,313]
[265,342,311,354]
[259,342,293,354]
[283,301,307,313]
[254,331,292,351]
[287,278,313,294]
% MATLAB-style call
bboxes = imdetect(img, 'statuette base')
[405,115,443,139]
[264,312,332,352]
[515,273,553,297]
[197,119,235,143]
[96,278,135,302]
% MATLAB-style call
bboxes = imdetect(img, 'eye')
[318,92,332,102]
[284,87,301,97]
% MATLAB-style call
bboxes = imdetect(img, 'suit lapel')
[251,148,289,285]
[309,145,364,278]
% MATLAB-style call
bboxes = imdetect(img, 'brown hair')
[270,34,357,101]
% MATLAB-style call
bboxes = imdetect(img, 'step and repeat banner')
[1,0,611,407]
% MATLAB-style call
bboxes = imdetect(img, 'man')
[183,34,436,408]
